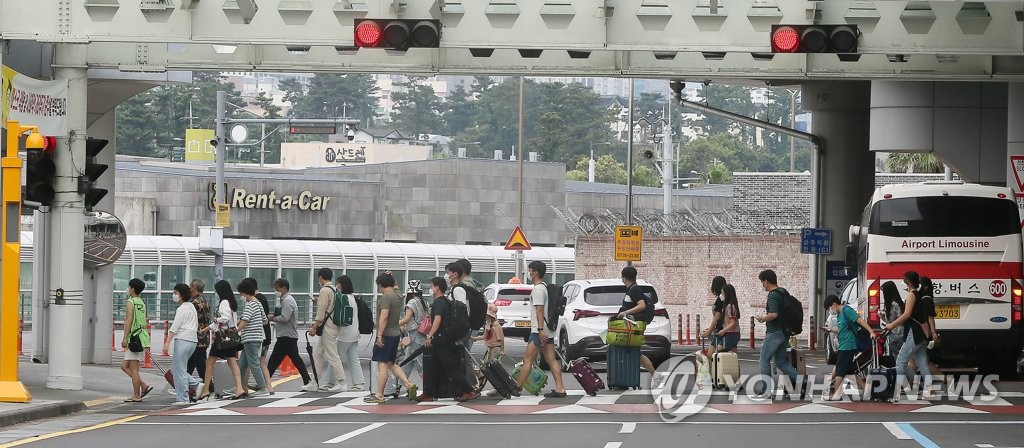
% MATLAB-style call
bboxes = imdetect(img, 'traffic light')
[79,137,109,211]
[770,25,859,54]
[353,19,441,50]
[24,136,57,208]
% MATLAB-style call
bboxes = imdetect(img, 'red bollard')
[809,315,816,351]
[685,314,691,345]
[144,323,153,368]
[161,320,170,356]
[696,314,702,345]
[18,319,23,356]
[677,314,683,346]
[749,316,756,349]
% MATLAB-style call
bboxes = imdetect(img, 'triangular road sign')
[1011,155,1024,191]
[504,226,532,251]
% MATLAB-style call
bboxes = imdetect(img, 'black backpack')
[458,283,487,331]
[440,297,471,344]
[774,287,803,336]
[354,294,374,335]
[544,283,564,331]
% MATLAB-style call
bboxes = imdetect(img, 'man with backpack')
[823,295,876,401]
[418,277,477,402]
[755,269,801,395]
[445,261,487,388]
[514,261,567,398]
[617,266,662,386]
[308,267,346,392]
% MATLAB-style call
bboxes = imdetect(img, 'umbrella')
[399,345,425,368]
[305,333,319,388]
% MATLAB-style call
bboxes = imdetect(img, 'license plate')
[514,321,531,328]
[935,304,960,319]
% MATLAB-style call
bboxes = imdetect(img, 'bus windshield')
[870,196,1019,238]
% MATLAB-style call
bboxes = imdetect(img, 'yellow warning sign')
[614,225,642,261]
[504,226,532,251]
[216,203,230,228]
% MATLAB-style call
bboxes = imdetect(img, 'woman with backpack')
[397,280,429,383]
[883,271,934,397]
[334,275,365,392]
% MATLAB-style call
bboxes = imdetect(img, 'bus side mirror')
[845,244,857,270]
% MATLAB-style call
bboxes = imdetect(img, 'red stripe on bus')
[865,262,1023,279]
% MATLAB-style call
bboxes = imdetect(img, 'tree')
[595,154,626,184]
[565,169,587,181]
[885,153,944,173]
[283,74,380,127]
[249,91,284,163]
[390,76,444,137]
[443,85,475,136]
[632,165,660,187]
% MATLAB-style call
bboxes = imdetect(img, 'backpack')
[458,283,487,331]
[627,284,656,325]
[774,287,803,336]
[440,296,471,344]
[544,283,564,331]
[354,294,374,335]
[840,305,871,352]
[328,286,354,327]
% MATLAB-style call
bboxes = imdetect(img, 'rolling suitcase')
[153,357,196,400]
[868,341,898,402]
[788,348,807,377]
[512,361,549,396]
[213,360,238,398]
[467,348,518,399]
[557,350,604,396]
[711,351,740,390]
[607,345,641,390]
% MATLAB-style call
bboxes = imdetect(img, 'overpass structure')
[1,0,1023,390]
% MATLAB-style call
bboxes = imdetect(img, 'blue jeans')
[172,339,198,402]
[238,341,266,390]
[895,330,930,385]
[759,330,799,388]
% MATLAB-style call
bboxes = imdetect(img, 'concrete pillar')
[84,111,116,365]
[870,81,1007,185]
[47,44,86,390]
[802,81,874,338]
[1008,84,1024,194]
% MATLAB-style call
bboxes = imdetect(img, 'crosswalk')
[159,390,1024,416]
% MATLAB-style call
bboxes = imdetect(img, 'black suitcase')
[423,349,459,399]
[480,358,518,399]
[868,341,898,402]
[607,345,641,390]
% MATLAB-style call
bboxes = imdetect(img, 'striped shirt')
[239,299,266,343]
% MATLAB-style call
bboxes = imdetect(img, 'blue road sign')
[800,227,832,255]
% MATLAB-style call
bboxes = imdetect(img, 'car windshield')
[497,288,533,301]
[583,285,658,306]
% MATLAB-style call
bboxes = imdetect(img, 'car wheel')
[559,331,578,362]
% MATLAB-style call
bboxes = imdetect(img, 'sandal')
[124,398,142,403]
[140,385,154,399]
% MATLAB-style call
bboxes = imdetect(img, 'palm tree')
[885,153,944,173]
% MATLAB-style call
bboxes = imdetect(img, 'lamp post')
[589,142,611,182]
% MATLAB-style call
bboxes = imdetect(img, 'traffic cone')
[144,324,153,368]
[280,357,298,377]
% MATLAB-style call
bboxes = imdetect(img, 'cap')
[407,279,422,294]
[486,303,498,318]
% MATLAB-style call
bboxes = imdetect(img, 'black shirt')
[255,293,271,347]
[619,284,645,314]
[712,296,726,332]
[431,295,450,331]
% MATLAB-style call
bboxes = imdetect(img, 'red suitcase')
[557,350,604,396]
[153,357,196,400]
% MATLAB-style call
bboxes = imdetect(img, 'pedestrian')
[715,284,742,352]
[880,280,905,356]
[163,283,201,405]
[196,280,246,401]
[240,278,273,395]
[884,271,935,397]
[334,275,365,392]
[755,269,801,394]
[365,271,418,403]
[457,258,484,292]
[514,260,567,398]
[823,295,876,401]
[445,262,478,388]
[474,303,506,396]
[266,278,316,392]
[616,266,661,385]
[309,267,346,392]
[702,276,728,354]
[120,278,153,402]
[417,277,476,402]
[187,279,210,384]
[917,276,945,391]
[237,280,268,397]
[397,279,429,383]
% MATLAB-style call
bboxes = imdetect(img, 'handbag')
[128,331,144,353]
[401,335,412,347]
[416,297,432,334]
[213,327,241,352]
[913,318,932,341]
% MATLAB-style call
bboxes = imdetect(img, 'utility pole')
[662,104,673,223]
[625,80,634,267]
[516,76,525,279]
[215,91,226,281]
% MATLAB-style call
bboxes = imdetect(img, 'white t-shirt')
[451,284,469,317]
[215,300,237,330]
[529,283,547,333]
[336,294,361,343]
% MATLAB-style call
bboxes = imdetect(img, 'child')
[473,304,505,396]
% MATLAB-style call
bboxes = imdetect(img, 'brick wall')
[576,235,808,340]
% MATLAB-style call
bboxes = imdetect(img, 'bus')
[847,181,1024,376]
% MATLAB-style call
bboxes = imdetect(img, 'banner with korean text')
[1,65,69,135]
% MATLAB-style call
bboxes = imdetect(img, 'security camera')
[669,80,684,101]
[643,150,655,160]
[346,129,355,142]
[24,132,45,150]
[209,138,219,147]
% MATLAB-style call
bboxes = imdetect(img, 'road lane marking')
[127,420,1024,427]
[604,443,622,448]
[619,423,636,434]
[0,415,146,448]
[897,423,941,448]
[271,374,299,387]
[323,423,386,444]
[884,422,911,440]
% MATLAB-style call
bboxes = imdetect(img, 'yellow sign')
[614,225,643,262]
[185,128,215,162]
[216,203,230,228]
[504,226,532,251]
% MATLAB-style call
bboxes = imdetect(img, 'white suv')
[553,279,671,366]
[483,283,537,338]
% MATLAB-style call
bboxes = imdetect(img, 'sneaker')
[350,384,365,391]
[319,384,335,391]
[251,389,271,397]
[651,372,663,387]
[327,383,347,393]
[455,391,479,402]
[485,389,499,397]
[543,390,567,398]
[406,384,418,401]
[301,383,319,392]
[171,401,191,406]
[363,395,387,404]
[414,394,435,402]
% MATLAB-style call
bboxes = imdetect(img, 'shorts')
[371,335,401,363]
[124,349,146,361]
[527,333,543,348]
[835,349,858,377]
[720,332,740,350]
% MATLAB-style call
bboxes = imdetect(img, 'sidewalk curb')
[0,400,87,429]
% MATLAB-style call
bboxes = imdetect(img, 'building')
[279,142,432,169]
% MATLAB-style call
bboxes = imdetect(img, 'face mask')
[275,291,283,299]
[173,293,181,303]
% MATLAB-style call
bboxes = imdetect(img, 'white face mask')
[173,293,182,303]
[275,291,283,299]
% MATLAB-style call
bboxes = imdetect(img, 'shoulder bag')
[213,311,241,352]
[416,297,432,335]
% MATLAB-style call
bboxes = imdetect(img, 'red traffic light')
[42,136,57,153]
[770,24,859,54]
[771,26,800,53]
[353,19,440,50]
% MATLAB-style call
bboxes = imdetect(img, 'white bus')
[848,181,1024,376]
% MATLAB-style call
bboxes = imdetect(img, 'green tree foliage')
[280,74,380,126]
[248,91,284,163]
[443,85,475,136]
[885,153,944,173]
[565,155,660,187]
[390,76,444,138]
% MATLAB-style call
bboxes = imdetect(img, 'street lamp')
[588,142,612,182]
